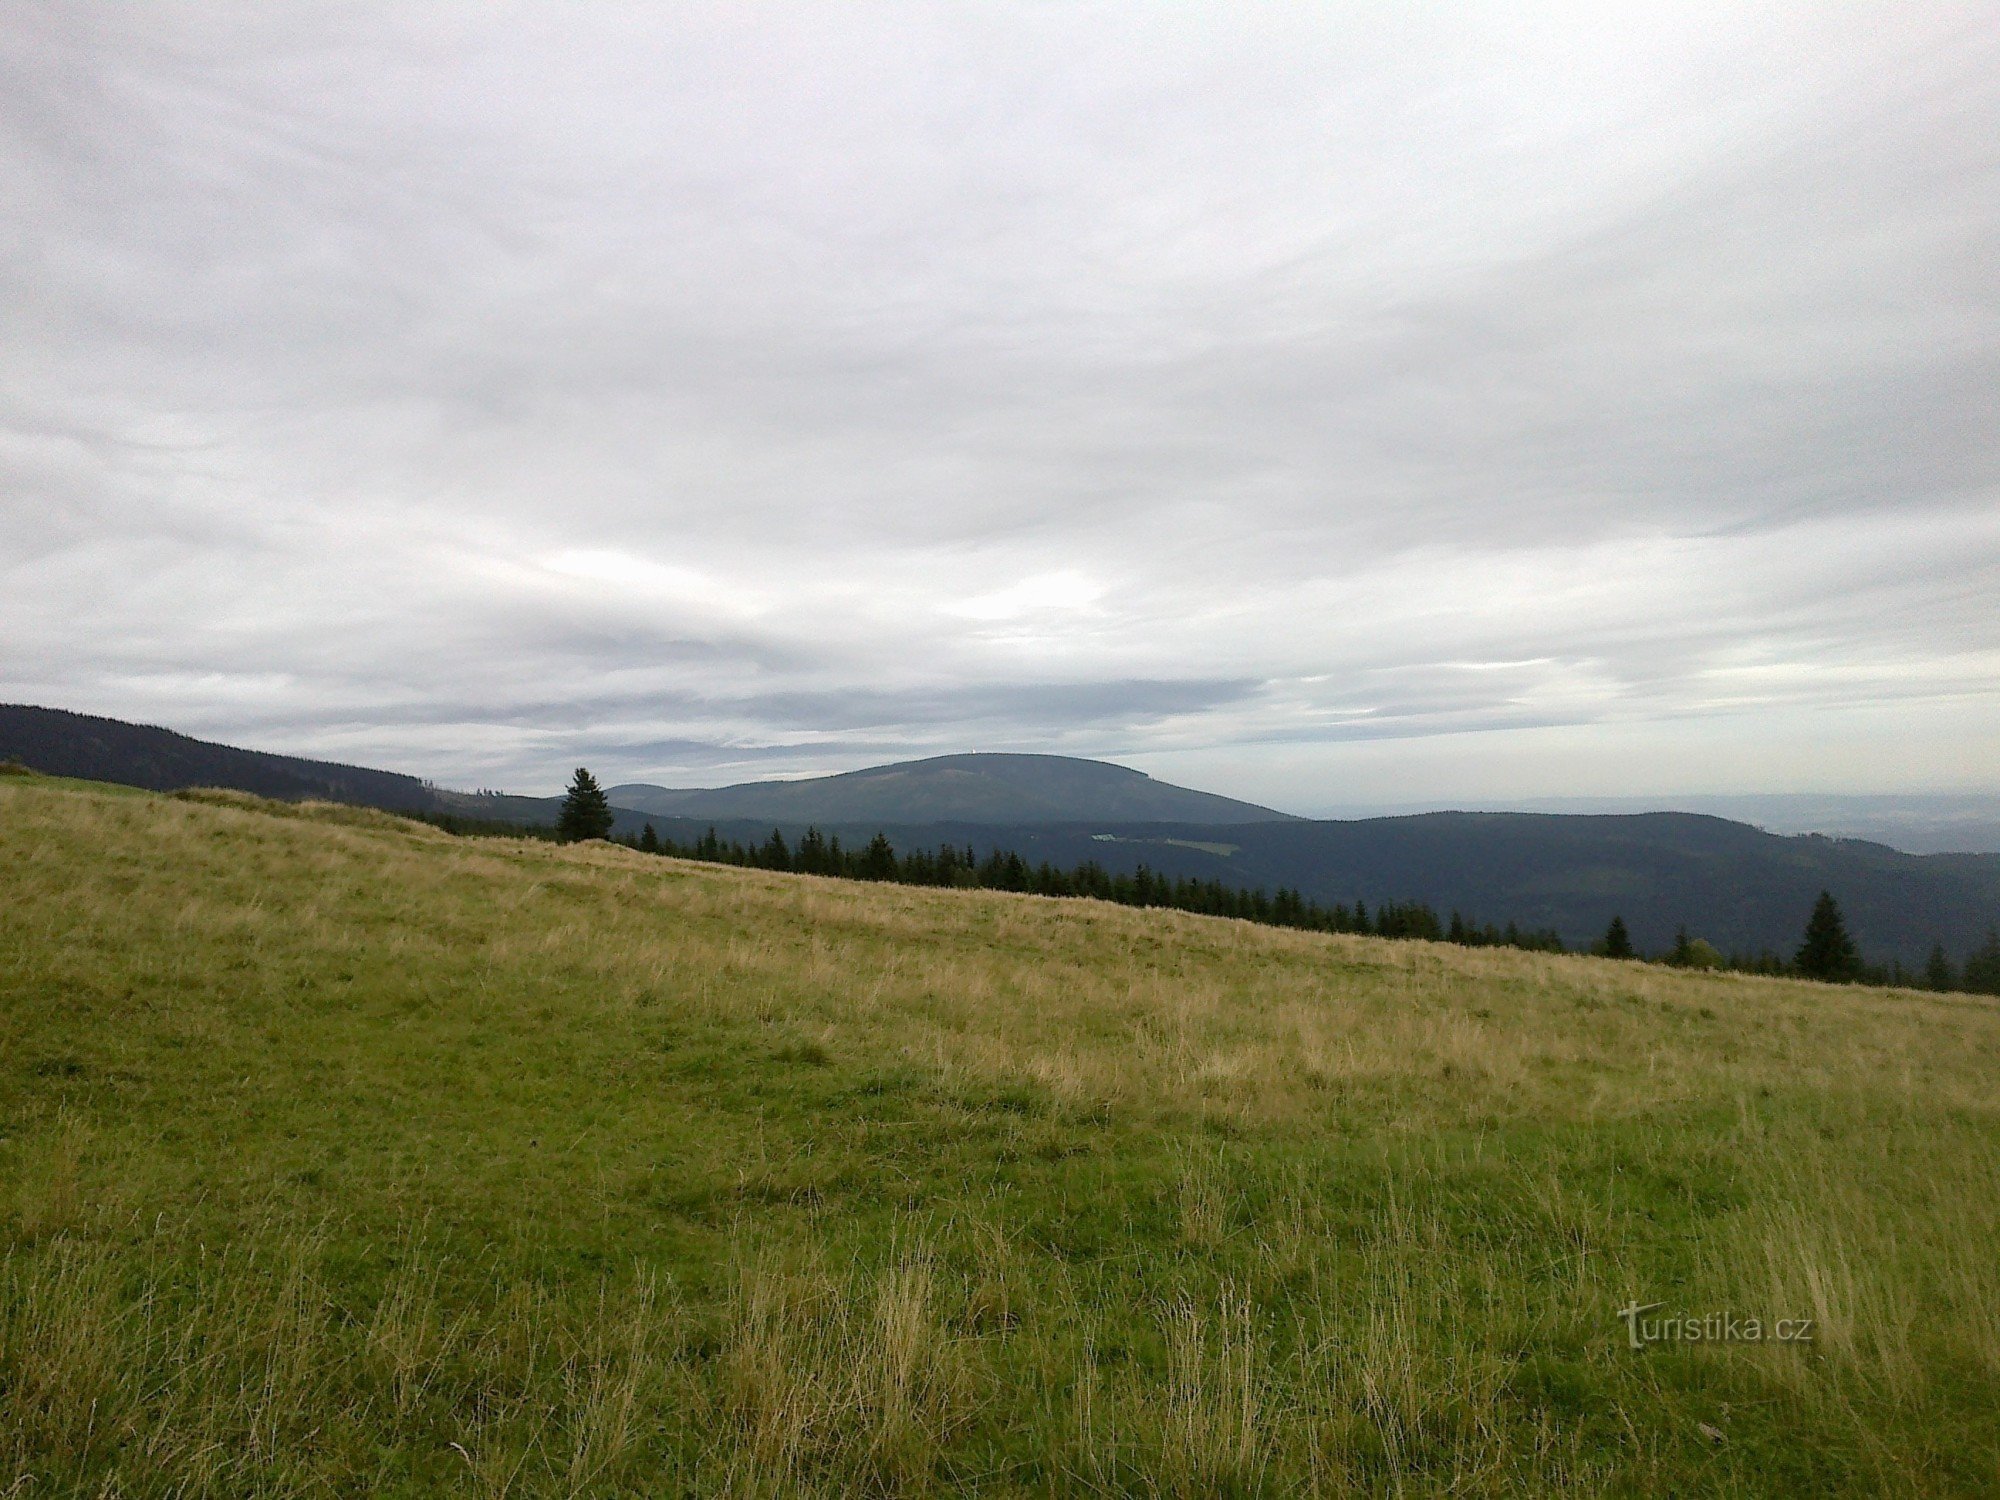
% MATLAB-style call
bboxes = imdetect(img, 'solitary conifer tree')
[639,822,660,853]
[557,766,614,842]
[1923,943,1954,991]
[1794,890,1860,981]
[1601,914,1635,959]
[1964,927,2000,995]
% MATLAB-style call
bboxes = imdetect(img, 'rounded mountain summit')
[606,754,1299,827]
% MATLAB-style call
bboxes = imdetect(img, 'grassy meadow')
[3,774,1999,1495]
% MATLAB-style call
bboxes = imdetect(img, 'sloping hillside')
[634,810,2000,965]
[0,703,439,809]
[3,775,1998,1494]
[0,702,649,831]
[609,752,1296,825]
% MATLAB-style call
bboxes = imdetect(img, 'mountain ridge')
[607,752,1297,826]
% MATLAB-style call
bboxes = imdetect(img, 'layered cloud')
[3,3,1995,801]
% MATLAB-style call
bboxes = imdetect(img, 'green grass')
[3,778,1998,1495]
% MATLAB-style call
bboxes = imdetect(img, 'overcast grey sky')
[4,3,1996,808]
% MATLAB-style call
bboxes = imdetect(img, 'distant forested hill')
[0,705,439,810]
[608,752,1296,826]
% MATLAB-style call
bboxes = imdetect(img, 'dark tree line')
[619,817,1568,951]
[1588,890,2000,996]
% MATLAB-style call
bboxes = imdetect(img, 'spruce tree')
[1601,914,1635,959]
[760,828,791,871]
[1923,943,1954,992]
[1794,890,1860,981]
[557,767,614,842]
[639,822,659,853]
[861,832,897,880]
[1964,927,2000,995]
[797,826,827,874]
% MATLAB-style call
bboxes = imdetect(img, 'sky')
[4,3,1997,811]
